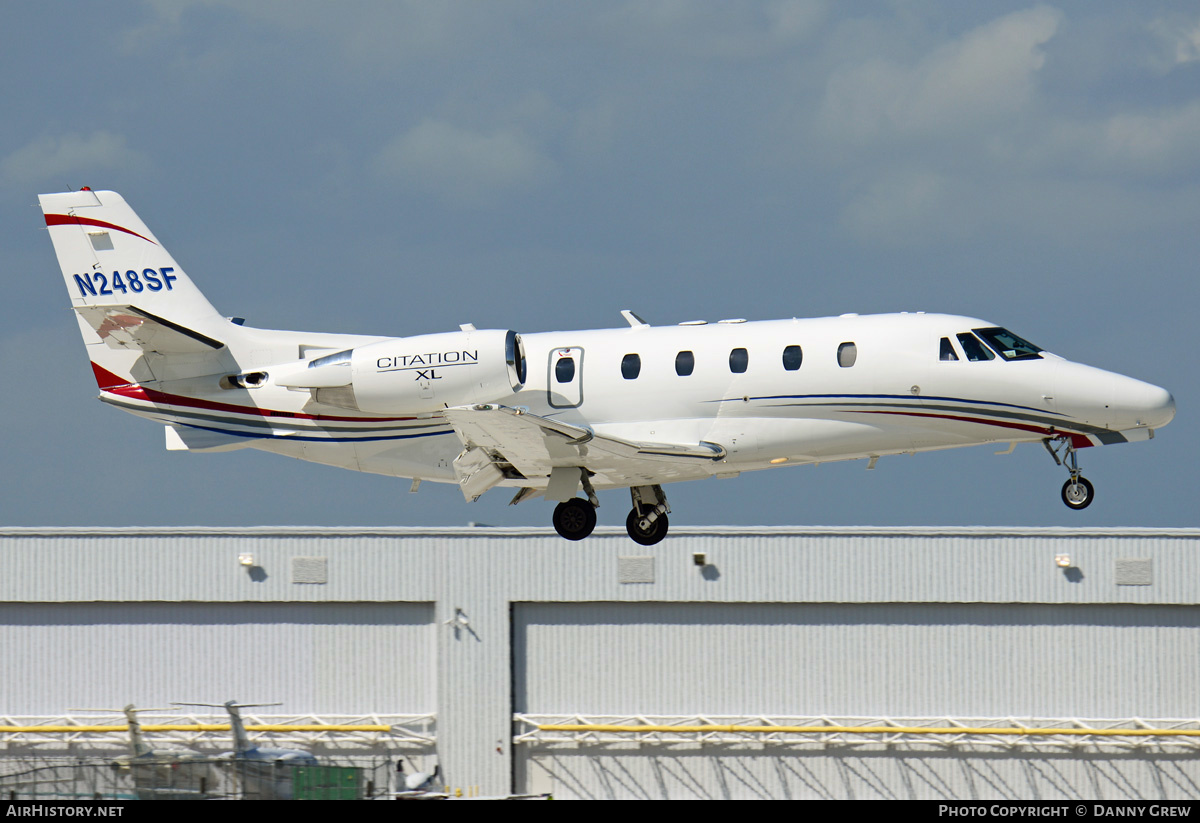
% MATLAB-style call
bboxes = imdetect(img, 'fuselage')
[105,311,1175,492]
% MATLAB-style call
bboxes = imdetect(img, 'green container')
[292,766,362,801]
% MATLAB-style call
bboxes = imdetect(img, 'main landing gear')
[1044,435,1095,511]
[549,483,673,545]
[552,498,597,541]
[627,485,670,546]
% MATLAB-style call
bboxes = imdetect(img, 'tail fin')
[39,189,234,387]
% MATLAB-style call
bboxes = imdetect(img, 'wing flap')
[442,404,726,498]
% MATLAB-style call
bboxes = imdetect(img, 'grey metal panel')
[514,602,1200,718]
[2,527,1200,605]
[520,750,1200,801]
[0,602,434,715]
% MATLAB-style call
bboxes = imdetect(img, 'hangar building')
[1,526,1198,800]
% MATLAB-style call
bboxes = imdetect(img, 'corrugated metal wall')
[0,602,434,715]
[518,750,1200,801]
[2,526,1199,799]
[513,602,1200,718]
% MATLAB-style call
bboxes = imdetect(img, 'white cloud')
[2,132,146,186]
[1099,102,1200,173]
[375,119,555,207]
[1149,16,1200,68]
[596,0,827,60]
[820,7,1062,146]
[1014,100,1200,179]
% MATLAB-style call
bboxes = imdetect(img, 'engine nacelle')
[305,329,526,413]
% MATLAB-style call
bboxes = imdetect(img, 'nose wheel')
[1045,436,1095,511]
[1061,476,1094,510]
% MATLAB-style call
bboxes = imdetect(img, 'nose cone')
[1123,381,1175,429]
[1057,363,1175,431]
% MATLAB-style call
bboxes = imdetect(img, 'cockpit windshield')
[956,333,993,362]
[973,327,1043,361]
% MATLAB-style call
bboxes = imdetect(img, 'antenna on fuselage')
[620,310,649,328]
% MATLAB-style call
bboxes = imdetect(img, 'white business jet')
[40,190,1175,544]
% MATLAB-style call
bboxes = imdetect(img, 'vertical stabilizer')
[39,189,235,386]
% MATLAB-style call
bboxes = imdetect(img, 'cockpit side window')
[974,327,1044,361]
[939,337,959,361]
[956,333,994,362]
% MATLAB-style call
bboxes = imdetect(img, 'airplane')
[69,705,213,799]
[172,701,318,800]
[39,189,1176,544]
[171,701,318,765]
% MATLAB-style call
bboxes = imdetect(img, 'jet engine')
[259,329,526,413]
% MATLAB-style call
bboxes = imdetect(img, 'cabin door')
[547,347,584,408]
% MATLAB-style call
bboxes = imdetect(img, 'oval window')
[675,350,695,376]
[837,342,857,368]
[555,356,576,383]
[782,345,802,371]
[621,353,641,380]
[729,348,748,374]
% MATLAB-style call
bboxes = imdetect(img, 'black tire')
[626,509,669,546]
[552,498,596,540]
[1061,476,1094,510]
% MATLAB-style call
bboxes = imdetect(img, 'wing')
[76,305,224,354]
[441,403,726,500]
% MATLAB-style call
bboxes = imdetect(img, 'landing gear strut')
[626,485,670,545]
[1044,435,1094,511]
[553,498,597,540]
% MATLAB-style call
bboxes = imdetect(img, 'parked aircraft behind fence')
[40,190,1175,543]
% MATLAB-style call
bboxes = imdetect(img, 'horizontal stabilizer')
[77,305,224,354]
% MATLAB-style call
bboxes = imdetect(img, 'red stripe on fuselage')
[91,362,415,423]
[45,213,157,245]
[851,409,1094,448]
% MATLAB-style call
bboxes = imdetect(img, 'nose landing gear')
[1044,435,1095,511]
[1061,476,1095,510]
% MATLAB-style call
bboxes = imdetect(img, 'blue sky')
[2,1,1196,529]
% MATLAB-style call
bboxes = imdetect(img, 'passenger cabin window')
[782,345,802,371]
[974,327,1044,361]
[939,337,959,361]
[837,342,857,368]
[956,333,994,362]
[555,356,576,383]
[621,353,641,379]
[729,348,748,374]
[675,350,695,376]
